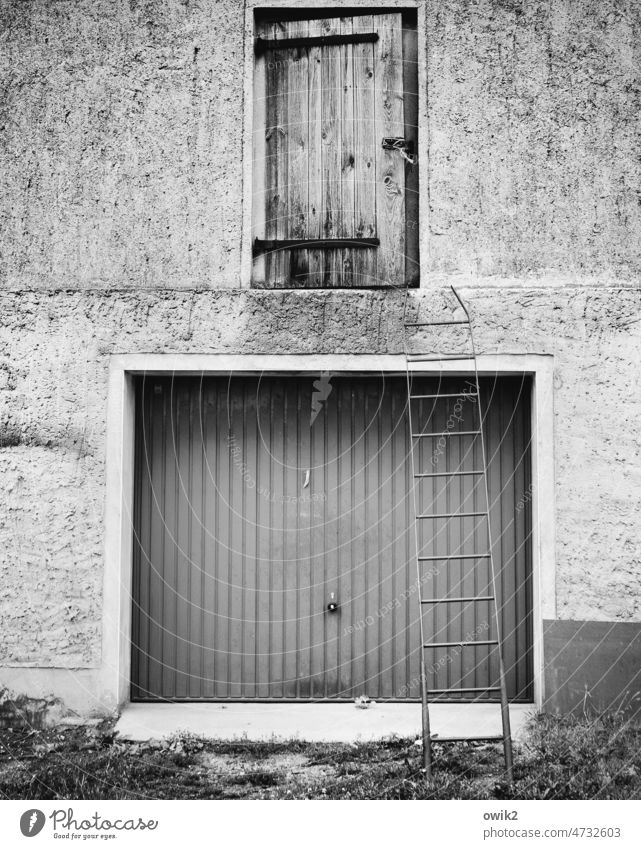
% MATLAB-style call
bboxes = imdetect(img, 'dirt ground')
[0,713,639,800]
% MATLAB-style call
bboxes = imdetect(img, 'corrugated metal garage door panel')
[132,375,532,701]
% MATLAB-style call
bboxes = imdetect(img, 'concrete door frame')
[102,353,554,712]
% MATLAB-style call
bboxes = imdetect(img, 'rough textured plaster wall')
[427,0,641,276]
[2,448,102,665]
[2,1,641,289]
[0,0,640,684]
[0,287,640,665]
[0,0,245,290]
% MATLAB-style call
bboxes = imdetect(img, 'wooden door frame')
[240,1,428,289]
[102,353,554,711]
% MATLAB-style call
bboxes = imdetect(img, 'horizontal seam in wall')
[0,284,640,294]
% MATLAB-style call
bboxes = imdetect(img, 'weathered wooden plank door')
[252,11,419,288]
[131,375,533,701]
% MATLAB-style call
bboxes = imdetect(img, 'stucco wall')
[1,0,640,288]
[427,0,641,277]
[0,285,639,673]
[0,0,244,290]
[0,0,640,715]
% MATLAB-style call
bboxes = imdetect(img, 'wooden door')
[131,375,533,701]
[252,11,419,288]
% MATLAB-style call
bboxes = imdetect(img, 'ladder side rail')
[450,285,514,783]
[403,286,433,779]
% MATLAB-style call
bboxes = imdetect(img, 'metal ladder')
[402,285,514,783]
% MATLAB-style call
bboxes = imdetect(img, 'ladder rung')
[414,470,484,477]
[412,430,481,438]
[424,640,499,648]
[426,687,502,693]
[418,554,491,561]
[407,354,473,362]
[417,512,487,519]
[410,393,477,399]
[404,320,469,327]
[421,596,494,603]
[430,735,504,743]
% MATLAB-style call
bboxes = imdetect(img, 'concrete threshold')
[115,702,536,744]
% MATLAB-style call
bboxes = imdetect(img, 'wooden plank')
[353,13,378,286]
[286,18,310,285]
[265,20,289,286]
[374,13,405,287]
[252,20,268,286]
[254,237,378,251]
[307,18,324,286]
[255,33,379,53]
[320,16,342,286]
[340,17,356,285]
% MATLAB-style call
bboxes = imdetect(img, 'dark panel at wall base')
[543,620,641,718]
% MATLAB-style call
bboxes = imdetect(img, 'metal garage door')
[131,374,533,701]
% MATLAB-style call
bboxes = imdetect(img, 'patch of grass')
[227,769,280,788]
[0,713,639,800]
[307,738,403,766]
[206,738,309,759]
[0,747,212,800]
[510,713,641,800]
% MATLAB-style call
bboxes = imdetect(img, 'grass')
[0,713,639,800]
